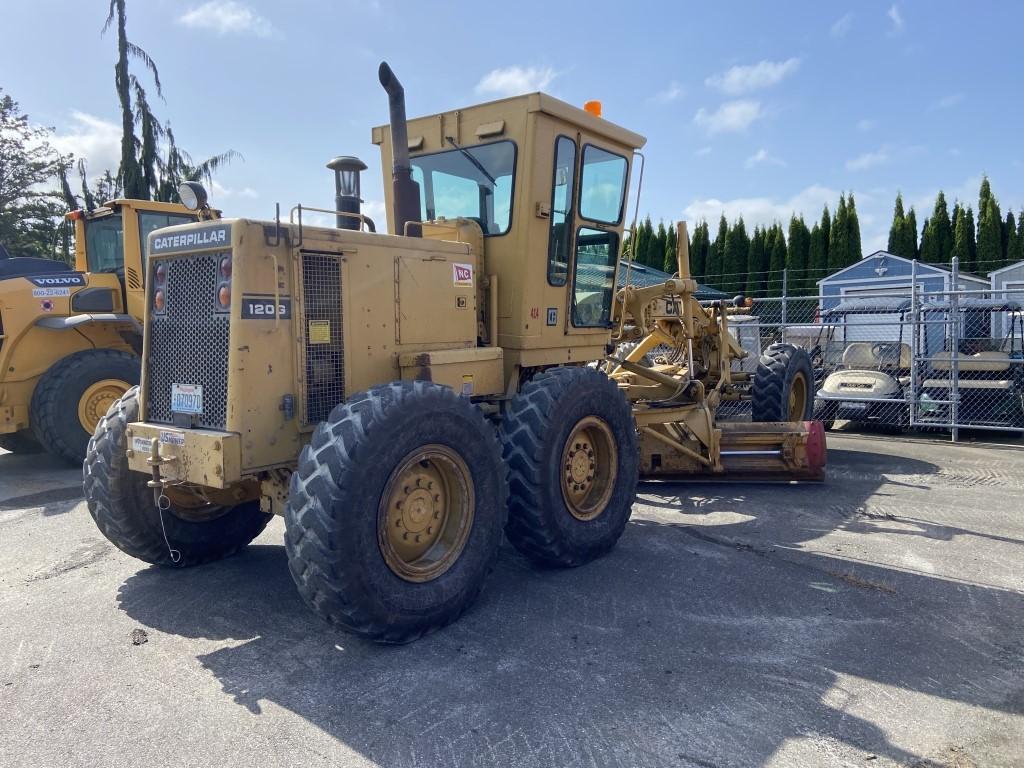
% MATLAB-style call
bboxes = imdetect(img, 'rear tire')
[752,343,814,422]
[500,367,639,567]
[32,349,139,465]
[284,381,507,643]
[0,430,43,454]
[82,386,271,566]
[813,399,837,431]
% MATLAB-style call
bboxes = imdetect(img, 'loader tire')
[284,381,507,643]
[0,430,43,454]
[83,386,271,567]
[813,400,837,431]
[751,343,814,422]
[500,367,639,568]
[32,349,139,465]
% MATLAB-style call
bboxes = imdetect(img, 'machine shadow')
[115,447,1024,768]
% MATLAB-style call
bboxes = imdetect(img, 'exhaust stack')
[378,62,421,237]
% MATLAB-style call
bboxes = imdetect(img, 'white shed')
[989,260,1024,337]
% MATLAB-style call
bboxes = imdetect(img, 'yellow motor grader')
[83,63,824,643]
[0,199,198,463]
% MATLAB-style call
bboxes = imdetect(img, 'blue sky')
[4,0,1022,253]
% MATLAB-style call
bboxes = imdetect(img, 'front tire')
[500,367,639,567]
[82,386,271,566]
[284,381,507,643]
[752,343,814,422]
[33,349,139,465]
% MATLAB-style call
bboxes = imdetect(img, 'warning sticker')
[453,262,474,287]
[32,287,71,298]
[461,374,474,396]
[131,436,151,454]
[308,320,332,344]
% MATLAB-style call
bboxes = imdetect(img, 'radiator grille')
[301,252,344,424]
[146,254,230,429]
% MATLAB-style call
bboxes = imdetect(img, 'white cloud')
[178,1,275,38]
[212,180,259,199]
[475,66,556,97]
[745,148,786,169]
[695,146,712,157]
[683,184,841,230]
[930,93,964,110]
[652,81,684,104]
[831,12,853,38]
[887,5,904,34]
[693,100,763,135]
[50,111,121,177]
[705,58,800,95]
[846,147,890,171]
[857,118,876,132]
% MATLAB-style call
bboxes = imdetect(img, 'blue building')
[817,251,988,312]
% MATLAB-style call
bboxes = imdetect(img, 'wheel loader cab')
[372,92,645,374]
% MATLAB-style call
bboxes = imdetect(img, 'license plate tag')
[171,383,204,415]
[842,401,868,410]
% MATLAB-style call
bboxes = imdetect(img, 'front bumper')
[126,422,241,488]
[815,393,903,422]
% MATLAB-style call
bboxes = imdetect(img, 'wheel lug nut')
[402,532,409,540]
[415,535,421,543]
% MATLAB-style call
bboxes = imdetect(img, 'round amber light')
[154,289,165,311]
[220,257,231,279]
[218,284,231,307]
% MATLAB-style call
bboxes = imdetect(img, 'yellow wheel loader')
[0,199,200,463]
[83,63,825,643]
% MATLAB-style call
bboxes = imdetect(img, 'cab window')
[571,227,619,327]
[579,145,628,225]
[84,213,124,273]
[410,140,516,235]
[547,136,576,286]
[139,212,194,256]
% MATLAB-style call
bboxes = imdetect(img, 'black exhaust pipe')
[378,62,421,237]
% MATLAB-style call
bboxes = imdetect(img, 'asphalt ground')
[1,433,1022,768]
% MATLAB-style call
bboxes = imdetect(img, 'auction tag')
[159,430,185,446]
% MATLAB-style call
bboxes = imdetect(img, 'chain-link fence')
[721,262,1024,439]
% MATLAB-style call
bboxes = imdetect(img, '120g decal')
[241,295,292,319]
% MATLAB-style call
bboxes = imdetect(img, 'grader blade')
[638,418,826,481]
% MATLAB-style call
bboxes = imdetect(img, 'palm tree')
[154,125,241,203]
[103,0,163,199]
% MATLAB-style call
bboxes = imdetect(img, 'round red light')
[154,289,165,311]
[218,284,231,307]
[220,257,231,279]
[155,264,166,283]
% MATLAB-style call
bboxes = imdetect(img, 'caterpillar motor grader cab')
[0,198,201,463]
[83,63,824,643]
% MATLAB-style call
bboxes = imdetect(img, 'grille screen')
[301,251,345,424]
[146,254,230,429]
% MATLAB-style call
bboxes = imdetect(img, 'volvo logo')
[28,274,85,287]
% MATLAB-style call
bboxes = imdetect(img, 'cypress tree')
[905,207,919,259]
[787,215,810,293]
[808,222,826,290]
[965,206,977,272]
[768,225,787,297]
[745,227,764,296]
[706,214,728,287]
[663,224,677,274]
[1005,211,1021,266]
[921,191,953,264]
[847,193,862,264]
[979,176,993,220]
[828,195,849,270]
[952,206,971,271]
[649,220,667,269]
[977,197,1002,274]
[888,193,907,256]
[820,204,831,266]
[1002,211,1013,266]
[631,216,649,264]
[690,220,709,277]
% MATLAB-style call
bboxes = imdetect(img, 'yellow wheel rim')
[788,372,809,422]
[378,444,474,583]
[560,416,617,521]
[78,379,130,433]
